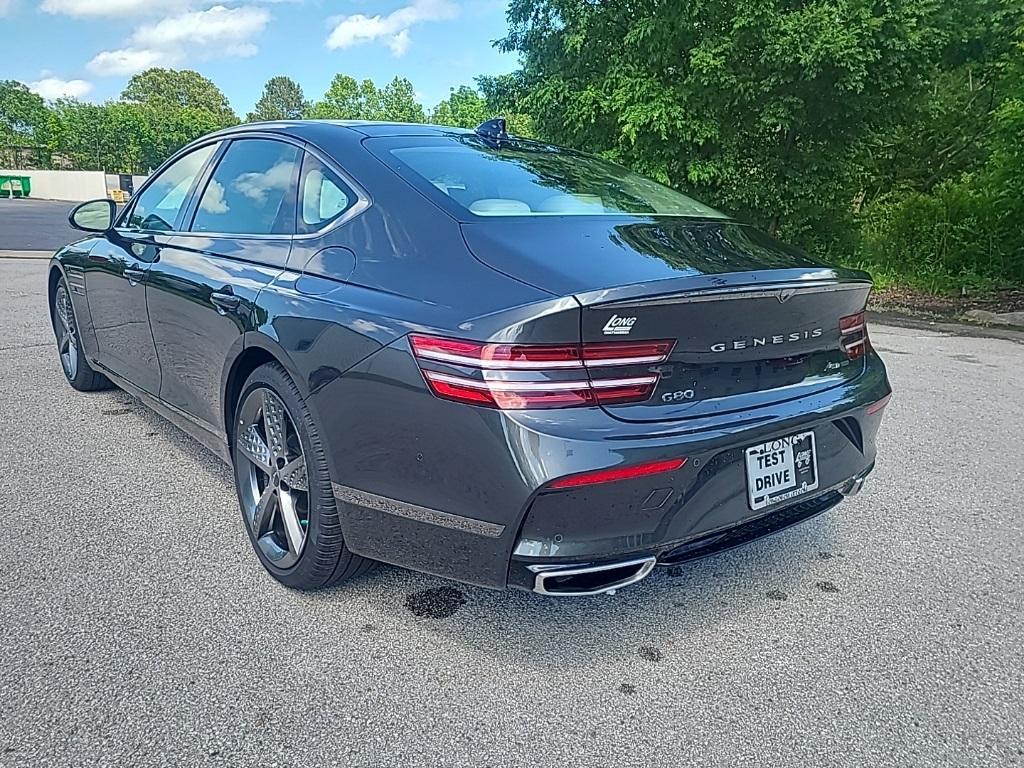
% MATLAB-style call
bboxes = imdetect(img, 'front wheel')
[231,362,373,590]
[51,279,112,392]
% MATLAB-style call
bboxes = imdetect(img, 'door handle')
[210,291,241,314]
[124,267,145,285]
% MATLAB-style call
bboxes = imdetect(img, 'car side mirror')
[69,199,117,233]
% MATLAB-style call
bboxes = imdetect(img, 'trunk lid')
[461,217,873,423]
[579,279,870,422]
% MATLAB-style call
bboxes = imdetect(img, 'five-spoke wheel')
[235,387,310,570]
[54,283,79,380]
[231,362,373,589]
[51,277,110,392]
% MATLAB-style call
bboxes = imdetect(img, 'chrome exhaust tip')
[840,472,868,498]
[529,556,657,596]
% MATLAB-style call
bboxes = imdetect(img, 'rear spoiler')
[573,267,873,308]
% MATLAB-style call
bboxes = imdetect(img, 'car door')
[145,136,301,434]
[85,142,220,394]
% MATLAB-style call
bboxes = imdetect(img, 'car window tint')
[387,137,726,218]
[191,139,300,235]
[298,153,355,234]
[125,143,217,232]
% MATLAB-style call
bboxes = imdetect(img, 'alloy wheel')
[54,284,79,380]
[235,387,310,569]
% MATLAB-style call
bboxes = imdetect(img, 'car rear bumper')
[508,465,872,595]
[321,345,890,593]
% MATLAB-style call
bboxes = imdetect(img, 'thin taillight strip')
[424,372,656,391]
[843,338,867,350]
[413,350,669,369]
[841,323,865,334]
[585,355,668,367]
[414,349,583,369]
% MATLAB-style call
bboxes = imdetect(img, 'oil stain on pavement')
[405,586,466,618]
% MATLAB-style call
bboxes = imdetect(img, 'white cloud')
[41,0,188,17]
[326,0,458,57]
[232,160,294,203]
[0,0,15,17]
[200,179,229,214]
[87,47,173,76]
[87,5,270,77]
[130,5,269,48]
[27,76,94,100]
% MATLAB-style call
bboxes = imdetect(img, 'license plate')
[745,431,819,511]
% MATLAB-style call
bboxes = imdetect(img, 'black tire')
[231,362,374,590]
[51,278,113,392]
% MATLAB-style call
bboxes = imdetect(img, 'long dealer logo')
[710,328,823,352]
[602,314,637,335]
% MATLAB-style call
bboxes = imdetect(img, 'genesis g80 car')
[49,119,891,596]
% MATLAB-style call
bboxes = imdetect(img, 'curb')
[868,310,1024,344]
[0,250,52,259]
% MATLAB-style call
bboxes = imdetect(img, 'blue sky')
[1,0,518,114]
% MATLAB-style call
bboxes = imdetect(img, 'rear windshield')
[384,136,726,218]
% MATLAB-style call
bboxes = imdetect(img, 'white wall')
[0,169,109,202]
[104,173,150,195]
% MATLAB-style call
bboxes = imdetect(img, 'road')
[0,255,1022,767]
[0,199,81,252]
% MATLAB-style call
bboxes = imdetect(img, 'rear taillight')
[410,334,674,409]
[840,311,870,359]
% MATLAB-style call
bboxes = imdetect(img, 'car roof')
[207,120,476,140]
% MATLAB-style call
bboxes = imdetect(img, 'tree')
[430,85,490,128]
[501,0,948,242]
[0,80,49,140]
[378,77,425,123]
[246,76,308,122]
[475,72,534,136]
[49,99,224,173]
[121,68,237,126]
[857,15,1024,287]
[306,74,383,120]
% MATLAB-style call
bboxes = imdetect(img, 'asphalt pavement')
[0,199,81,253]
[1,255,1022,766]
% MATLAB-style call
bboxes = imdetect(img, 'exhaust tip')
[840,471,869,498]
[529,556,656,596]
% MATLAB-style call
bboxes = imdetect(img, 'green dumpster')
[0,175,31,198]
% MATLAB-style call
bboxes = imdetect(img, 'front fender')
[49,241,101,363]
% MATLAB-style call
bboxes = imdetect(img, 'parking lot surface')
[1,255,1022,767]
[0,200,80,252]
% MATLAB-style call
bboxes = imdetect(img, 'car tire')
[51,278,113,392]
[231,362,374,590]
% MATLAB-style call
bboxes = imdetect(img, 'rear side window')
[125,143,218,231]
[297,152,356,234]
[191,139,300,235]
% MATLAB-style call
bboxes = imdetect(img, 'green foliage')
[246,76,308,122]
[430,85,490,128]
[121,68,237,126]
[378,77,426,123]
[475,73,534,136]
[306,75,383,120]
[47,99,224,173]
[307,75,425,122]
[856,18,1024,289]
[0,80,49,141]
[502,0,1024,291]
[502,0,946,239]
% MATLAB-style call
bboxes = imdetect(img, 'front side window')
[382,136,726,218]
[298,153,355,234]
[191,139,300,235]
[125,143,218,231]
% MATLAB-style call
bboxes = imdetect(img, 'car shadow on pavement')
[109,386,840,669]
[344,511,840,670]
